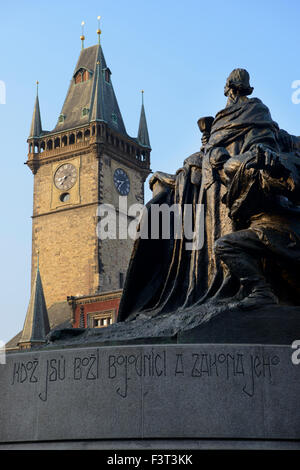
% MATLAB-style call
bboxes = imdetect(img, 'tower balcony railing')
[27,124,151,168]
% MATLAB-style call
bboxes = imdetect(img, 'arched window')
[62,136,68,147]
[104,68,111,83]
[47,140,53,150]
[54,138,60,149]
[77,131,83,142]
[69,134,75,145]
[83,70,90,81]
[75,72,82,84]
[74,68,91,84]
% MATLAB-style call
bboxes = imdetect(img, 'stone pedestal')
[0,343,299,448]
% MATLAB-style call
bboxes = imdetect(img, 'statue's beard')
[226,95,237,106]
[226,94,247,107]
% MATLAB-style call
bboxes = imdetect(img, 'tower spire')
[18,257,50,349]
[29,81,42,138]
[137,90,151,148]
[80,21,85,49]
[53,41,126,135]
[97,16,101,45]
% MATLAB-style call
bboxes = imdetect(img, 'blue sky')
[1,0,299,343]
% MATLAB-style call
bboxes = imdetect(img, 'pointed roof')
[19,263,50,345]
[90,57,105,122]
[29,86,42,138]
[53,44,126,135]
[137,100,151,148]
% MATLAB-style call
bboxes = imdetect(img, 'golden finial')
[80,21,85,49]
[97,16,101,44]
[36,80,39,96]
[141,90,144,105]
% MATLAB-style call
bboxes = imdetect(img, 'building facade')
[26,38,151,327]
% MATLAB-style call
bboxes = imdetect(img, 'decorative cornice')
[67,289,122,307]
[102,145,151,175]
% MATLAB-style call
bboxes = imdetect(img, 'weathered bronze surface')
[118,68,300,322]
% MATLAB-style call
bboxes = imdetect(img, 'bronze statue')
[207,69,300,308]
[118,69,300,322]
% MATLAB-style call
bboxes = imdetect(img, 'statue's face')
[226,86,247,105]
[228,87,238,100]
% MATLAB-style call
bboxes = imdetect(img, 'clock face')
[113,168,130,196]
[54,163,77,191]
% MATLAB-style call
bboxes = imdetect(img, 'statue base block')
[47,304,300,347]
[1,342,299,449]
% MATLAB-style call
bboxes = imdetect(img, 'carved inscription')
[10,348,280,401]
[108,349,167,398]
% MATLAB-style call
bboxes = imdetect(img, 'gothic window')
[104,68,111,83]
[79,306,85,327]
[83,69,89,81]
[75,71,82,84]
[47,140,53,150]
[74,68,91,84]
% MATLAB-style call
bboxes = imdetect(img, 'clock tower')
[26,34,151,322]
